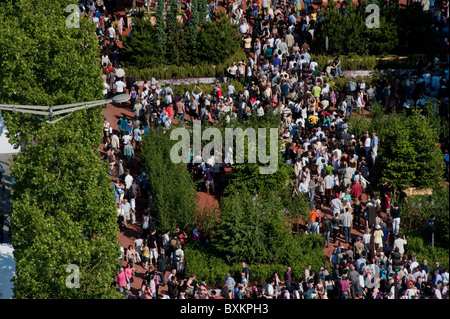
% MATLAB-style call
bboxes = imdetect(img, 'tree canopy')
[0,0,121,298]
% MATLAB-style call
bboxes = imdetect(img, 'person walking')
[123,141,135,168]
[339,208,353,244]
[225,273,236,299]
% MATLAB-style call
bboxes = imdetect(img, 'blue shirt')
[370,135,378,148]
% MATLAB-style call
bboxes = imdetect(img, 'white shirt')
[324,175,334,189]
[124,174,133,189]
[358,274,365,289]
[299,181,309,193]
[228,65,237,75]
[103,82,109,95]
[115,81,126,93]
[107,26,115,38]
[393,238,407,255]
[122,134,132,145]
[265,284,274,298]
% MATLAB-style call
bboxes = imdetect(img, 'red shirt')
[178,233,186,246]
[216,88,222,100]
[385,196,391,209]
[165,106,174,118]
[351,182,362,199]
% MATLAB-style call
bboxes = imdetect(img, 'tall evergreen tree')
[155,0,167,63]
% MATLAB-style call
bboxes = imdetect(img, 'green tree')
[195,14,241,65]
[0,0,104,147]
[212,191,311,264]
[374,108,444,188]
[167,0,180,28]
[0,0,121,298]
[155,0,168,64]
[122,12,161,69]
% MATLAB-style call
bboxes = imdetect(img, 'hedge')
[184,233,327,288]
[123,50,248,80]
[140,128,198,231]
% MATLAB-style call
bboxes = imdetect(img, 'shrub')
[373,107,444,188]
[314,2,436,56]
[184,233,327,288]
[402,236,449,270]
[140,129,198,231]
[212,191,313,265]
[122,9,243,76]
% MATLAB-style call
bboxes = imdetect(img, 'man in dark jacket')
[322,214,332,248]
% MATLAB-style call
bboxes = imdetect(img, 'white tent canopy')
[0,111,20,154]
[0,243,15,299]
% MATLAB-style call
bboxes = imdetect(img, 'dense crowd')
[84,0,449,299]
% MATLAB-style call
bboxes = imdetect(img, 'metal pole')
[432,231,434,249]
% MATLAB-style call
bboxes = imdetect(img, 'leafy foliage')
[185,232,326,286]
[212,191,314,265]
[372,106,444,188]
[140,129,197,231]
[314,2,436,56]
[349,103,444,189]
[0,0,104,147]
[0,0,121,298]
[402,184,449,249]
[122,7,242,71]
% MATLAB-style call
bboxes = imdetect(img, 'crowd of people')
[83,0,449,299]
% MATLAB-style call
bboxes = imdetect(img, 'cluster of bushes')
[0,0,121,298]
[122,0,245,79]
[185,234,326,287]
[314,1,437,57]
[400,183,449,270]
[139,128,198,232]
[402,185,449,249]
[348,103,445,189]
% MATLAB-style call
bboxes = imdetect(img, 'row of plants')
[401,185,449,246]
[0,0,122,298]
[313,53,427,72]
[396,184,449,270]
[139,128,198,232]
[126,52,424,81]
[125,50,248,80]
[122,0,243,78]
[314,1,437,57]
[184,233,326,287]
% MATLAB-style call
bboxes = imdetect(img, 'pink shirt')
[117,271,127,287]
[124,267,133,281]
